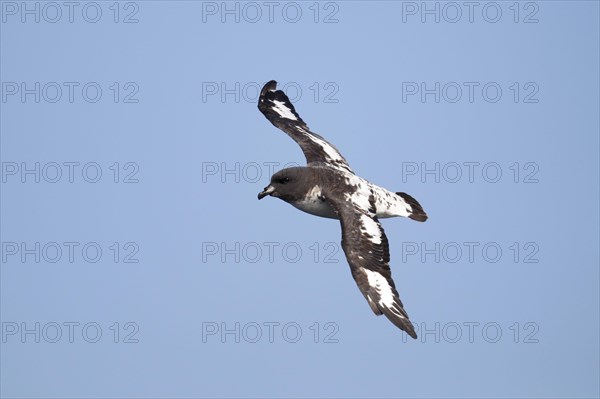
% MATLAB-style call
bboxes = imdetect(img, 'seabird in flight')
[257,80,427,338]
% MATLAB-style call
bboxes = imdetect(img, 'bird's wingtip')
[261,80,278,95]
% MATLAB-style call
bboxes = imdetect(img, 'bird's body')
[282,166,423,221]
[257,80,427,339]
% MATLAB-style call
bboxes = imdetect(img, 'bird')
[257,80,427,339]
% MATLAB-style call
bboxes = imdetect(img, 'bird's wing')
[324,181,417,339]
[258,80,353,174]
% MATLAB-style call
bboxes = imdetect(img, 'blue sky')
[1,1,599,398]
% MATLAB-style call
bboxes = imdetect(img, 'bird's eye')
[280,177,290,184]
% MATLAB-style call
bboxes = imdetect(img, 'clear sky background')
[1,1,599,398]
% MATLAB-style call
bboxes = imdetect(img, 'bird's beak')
[258,185,275,200]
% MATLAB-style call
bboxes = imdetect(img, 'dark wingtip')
[396,192,428,222]
[381,308,418,339]
[261,80,277,96]
[401,319,418,339]
[407,328,418,339]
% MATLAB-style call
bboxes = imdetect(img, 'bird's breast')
[290,186,339,219]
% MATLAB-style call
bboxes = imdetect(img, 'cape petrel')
[257,80,427,338]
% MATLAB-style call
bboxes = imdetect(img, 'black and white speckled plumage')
[257,80,428,339]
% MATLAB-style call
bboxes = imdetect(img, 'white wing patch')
[306,134,346,164]
[359,214,382,245]
[364,269,403,316]
[271,100,297,121]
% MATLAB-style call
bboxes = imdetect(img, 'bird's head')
[258,167,307,202]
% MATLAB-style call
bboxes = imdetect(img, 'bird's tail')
[396,192,428,222]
